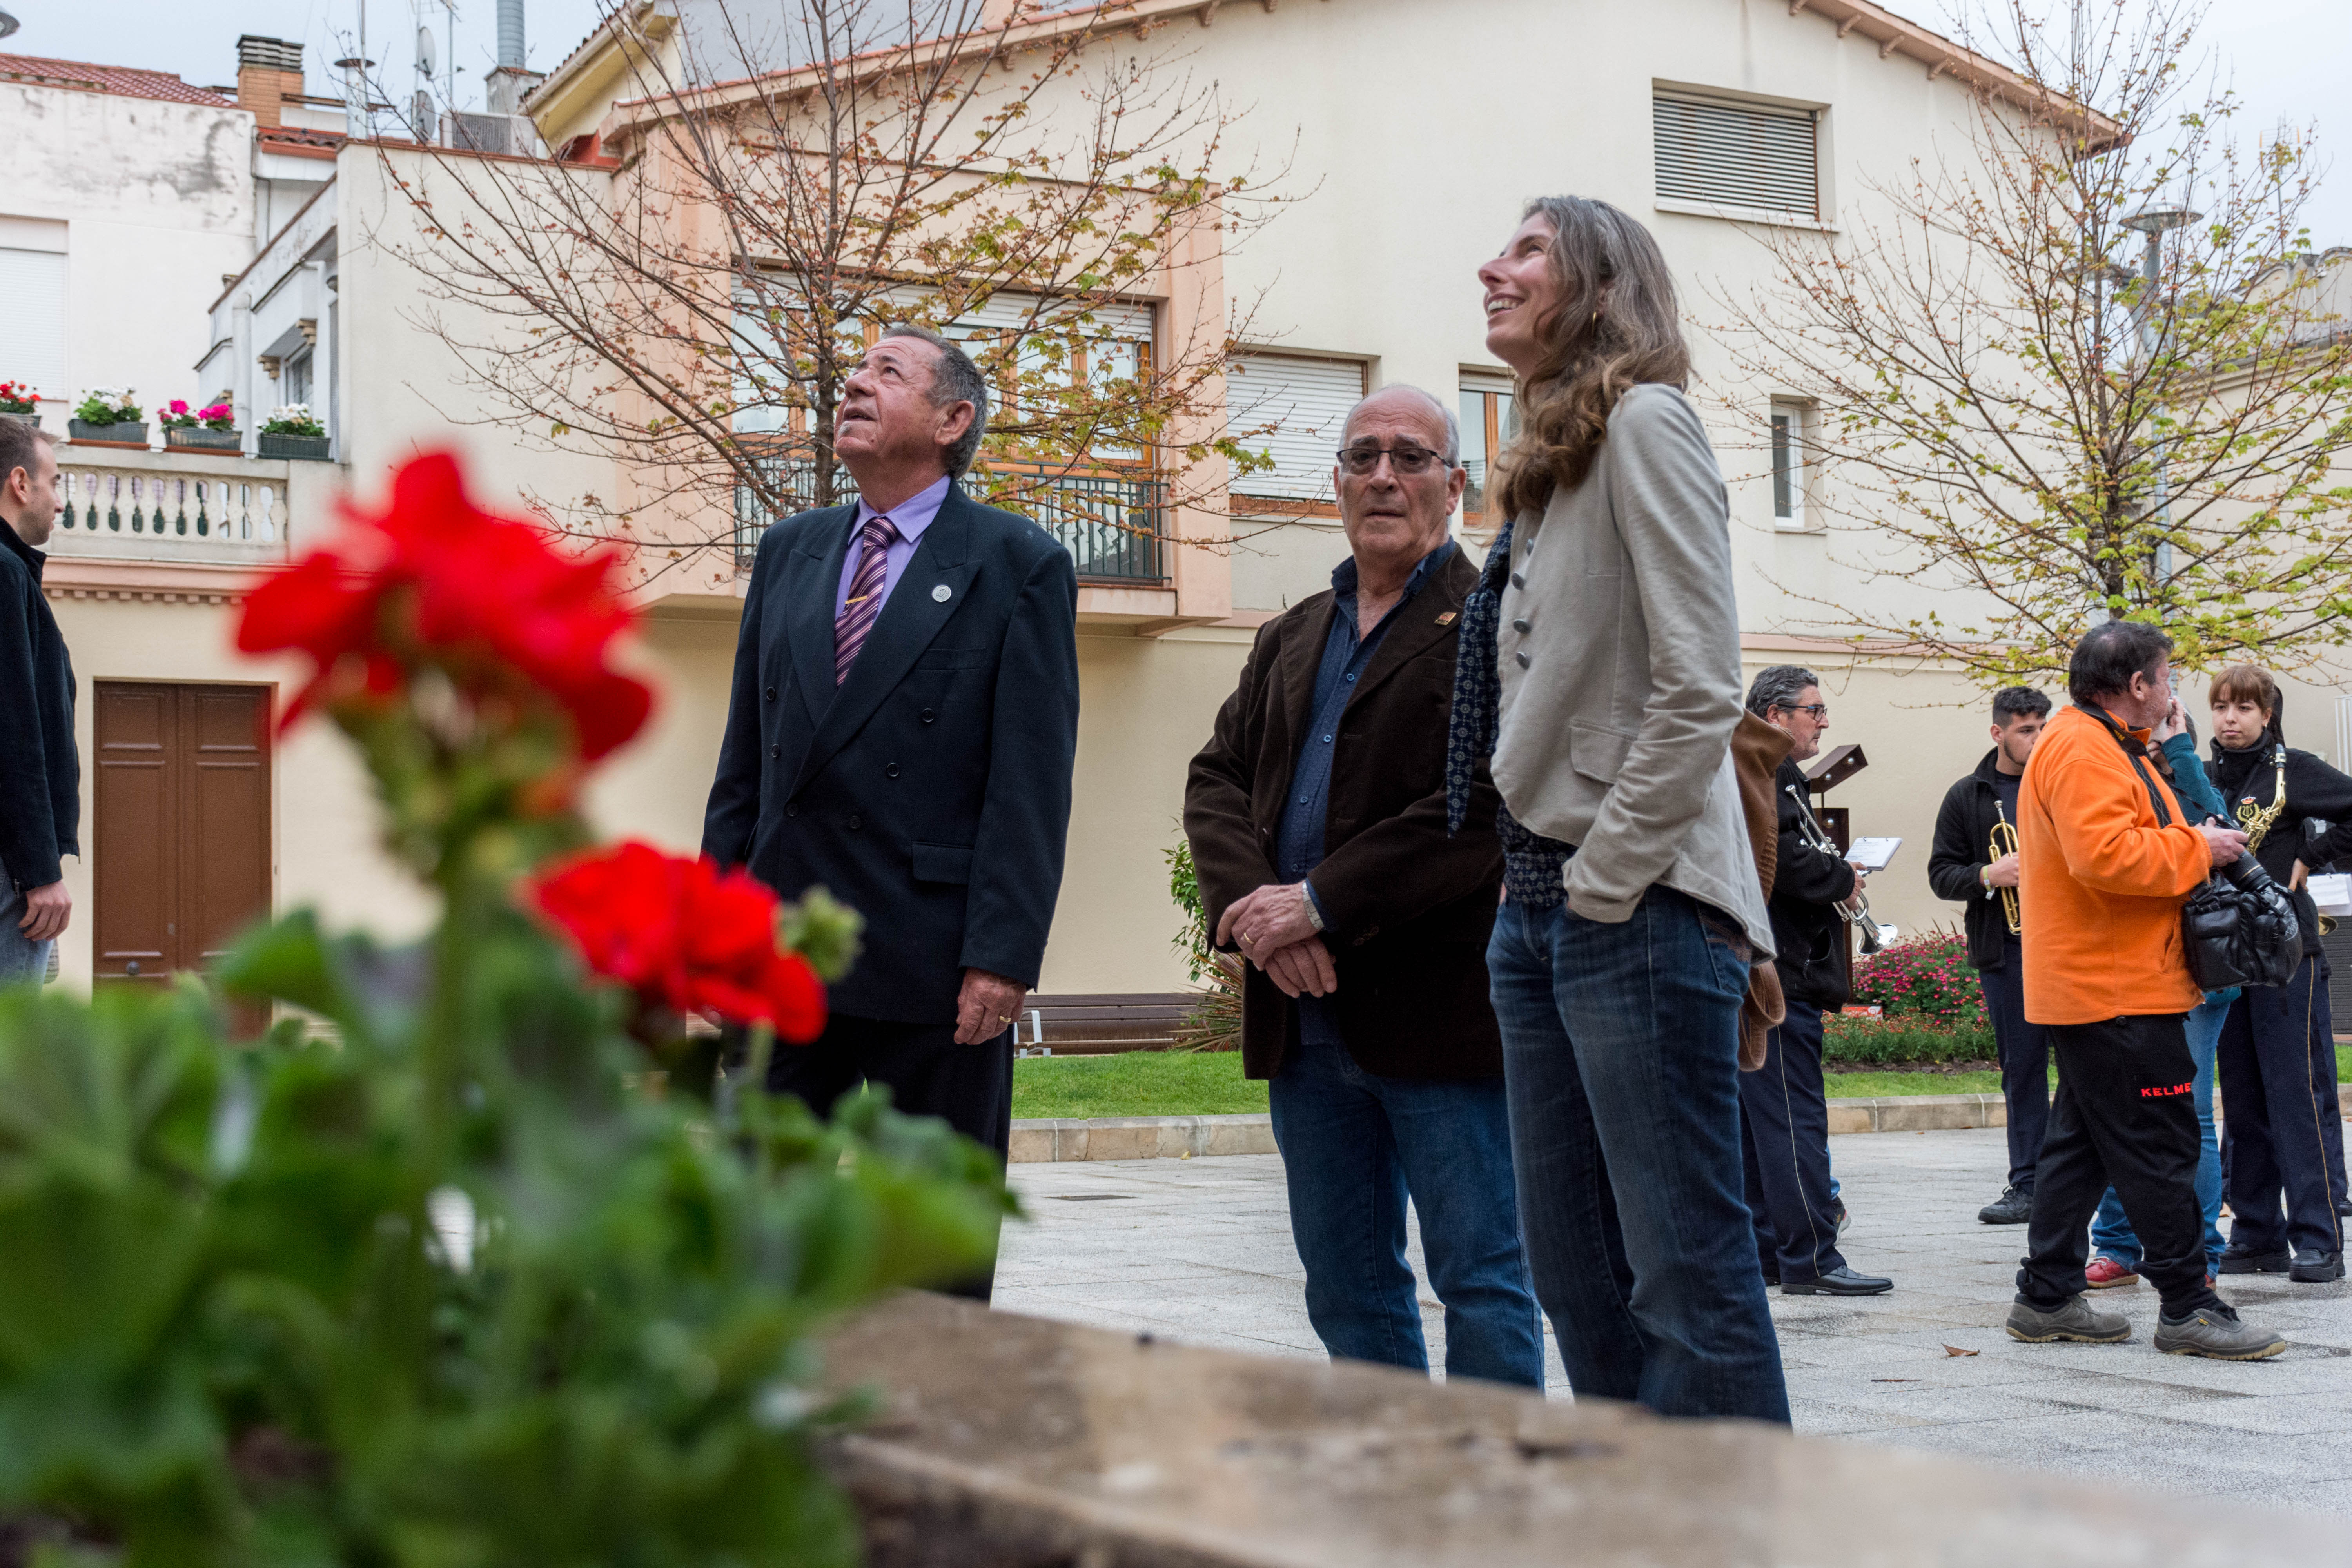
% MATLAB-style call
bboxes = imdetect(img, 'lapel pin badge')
[1435,611,1457,626]
[932,583,953,603]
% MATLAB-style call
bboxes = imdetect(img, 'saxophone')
[2232,744,2329,933]
[1989,799,2021,936]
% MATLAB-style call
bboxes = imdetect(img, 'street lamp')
[2122,206,2201,585]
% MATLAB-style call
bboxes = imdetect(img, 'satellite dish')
[416,24,437,77]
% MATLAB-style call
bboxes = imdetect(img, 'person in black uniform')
[1739,666,1894,1295]
[1926,687,2052,1225]
[2205,665,2352,1283]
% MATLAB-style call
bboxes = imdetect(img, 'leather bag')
[2094,706,2301,991]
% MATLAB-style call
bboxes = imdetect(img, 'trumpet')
[1989,800,2021,936]
[1784,782,1884,955]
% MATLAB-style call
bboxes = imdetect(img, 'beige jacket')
[1491,382,1774,956]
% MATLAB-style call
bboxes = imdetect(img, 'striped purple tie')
[833,513,899,684]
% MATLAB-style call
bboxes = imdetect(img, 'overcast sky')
[4,0,2346,241]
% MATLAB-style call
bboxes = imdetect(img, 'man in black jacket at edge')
[0,419,76,986]
[1926,687,2053,1226]
[1739,666,1893,1296]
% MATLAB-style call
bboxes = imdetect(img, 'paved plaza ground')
[996,1125,2352,1518]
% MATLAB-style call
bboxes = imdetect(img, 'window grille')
[1227,354,1368,501]
[1654,92,1819,219]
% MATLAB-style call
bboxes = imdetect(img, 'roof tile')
[0,52,238,107]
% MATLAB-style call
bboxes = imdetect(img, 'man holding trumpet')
[1929,688,2053,1227]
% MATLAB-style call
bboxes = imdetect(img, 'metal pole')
[2140,226,2176,587]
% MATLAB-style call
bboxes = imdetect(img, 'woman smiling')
[1447,196,1788,1422]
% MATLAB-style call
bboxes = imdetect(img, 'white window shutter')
[1229,354,1367,501]
[0,249,68,396]
[1654,93,1818,219]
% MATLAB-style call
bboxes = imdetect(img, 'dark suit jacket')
[1184,548,1504,1082]
[702,483,1080,1024]
[1767,756,1857,1008]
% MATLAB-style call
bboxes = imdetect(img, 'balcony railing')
[731,453,1167,584]
[50,448,299,566]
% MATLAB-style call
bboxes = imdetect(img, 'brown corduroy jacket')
[1183,549,1505,1082]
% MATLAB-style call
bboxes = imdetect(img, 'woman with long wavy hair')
[1445,196,1788,1420]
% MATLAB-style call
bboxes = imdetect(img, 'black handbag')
[2094,710,2301,990]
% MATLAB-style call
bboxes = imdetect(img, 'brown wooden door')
[94,683,272,999]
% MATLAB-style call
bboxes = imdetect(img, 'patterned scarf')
[1444,516,1514,837]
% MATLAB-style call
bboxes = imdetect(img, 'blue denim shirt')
[1273,540,1455,1044]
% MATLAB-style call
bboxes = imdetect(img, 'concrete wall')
[0,82,256,420]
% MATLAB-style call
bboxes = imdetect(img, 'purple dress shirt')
[833,474,952,619]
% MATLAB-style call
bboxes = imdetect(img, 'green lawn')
[1012,1051,1268,1119]
[1010,1046,2352,1119]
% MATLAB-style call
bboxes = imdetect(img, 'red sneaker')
[2084,1256,2140,1289]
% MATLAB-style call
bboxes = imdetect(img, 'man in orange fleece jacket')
[2009,622,2285,1359]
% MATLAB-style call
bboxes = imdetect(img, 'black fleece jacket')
[0,520,77,891]
[1927,748,2019,972]
[1768,756,1858,1007]
[2209,737,2352,958]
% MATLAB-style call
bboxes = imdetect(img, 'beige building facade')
[29,0,2352,1004]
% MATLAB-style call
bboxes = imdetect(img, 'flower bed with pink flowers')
[1824,930,1997,1067]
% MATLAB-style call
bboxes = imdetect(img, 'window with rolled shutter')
[1653,92,1819,220]
[0,248,68,396]
[1227,353,1367,501]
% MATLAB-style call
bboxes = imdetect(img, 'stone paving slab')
[996,1124,2352,1517]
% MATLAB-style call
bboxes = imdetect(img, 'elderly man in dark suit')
[704,325,1079,1293]
[1185,385,1542,1387]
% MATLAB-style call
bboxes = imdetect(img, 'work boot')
[2006,1294,2129,1344]
[1978,1185,2033,1225]
[2154,1305,2287,1360]
[2217,1246,2292,1275]
[2289,1249,2345,1283]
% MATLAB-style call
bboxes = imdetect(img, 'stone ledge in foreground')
[821,1292,2328,1568]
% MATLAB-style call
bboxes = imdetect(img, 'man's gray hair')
[1340,385,1461,466]
[880,323,990,477]
[1745,664,1820,719]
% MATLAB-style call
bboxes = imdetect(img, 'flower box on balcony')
[258,432,332,461]
[165,427,245,454]
[68,419,149,448]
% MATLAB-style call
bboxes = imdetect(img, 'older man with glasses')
[1185,385,1543,1388]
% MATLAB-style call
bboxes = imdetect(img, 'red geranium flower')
[236,451,651,759]
[530,840,827,1040]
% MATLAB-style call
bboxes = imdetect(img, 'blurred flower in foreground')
[237,451,650,759]
[532,840,829,1041]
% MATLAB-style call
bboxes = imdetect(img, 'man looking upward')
[1927,687,2052,1226]
[703,326,1080,1298]
[1185,385,1543,1388]
[0,419,75,985]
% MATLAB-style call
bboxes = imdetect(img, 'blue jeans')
[2090,991,2228,1272]
[1488,888,1790,1423]
[1268,1028,1544,1387]
[0,866,52,986]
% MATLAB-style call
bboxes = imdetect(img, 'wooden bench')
[1018,993,1208,1055]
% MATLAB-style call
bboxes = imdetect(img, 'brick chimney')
[236,35,304,129]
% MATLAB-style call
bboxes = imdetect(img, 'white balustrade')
[47,448,319,566]
[57,468,283,545]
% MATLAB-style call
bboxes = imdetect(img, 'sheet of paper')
[2307,872,2352,917]
[1845,837,1902,873]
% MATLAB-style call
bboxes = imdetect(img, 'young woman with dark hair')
[2205,664,2352,1281]
[1445,197,1788,1421]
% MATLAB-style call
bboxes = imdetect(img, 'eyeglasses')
[1336,444,1455,476]
[1785,704,1829,720]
